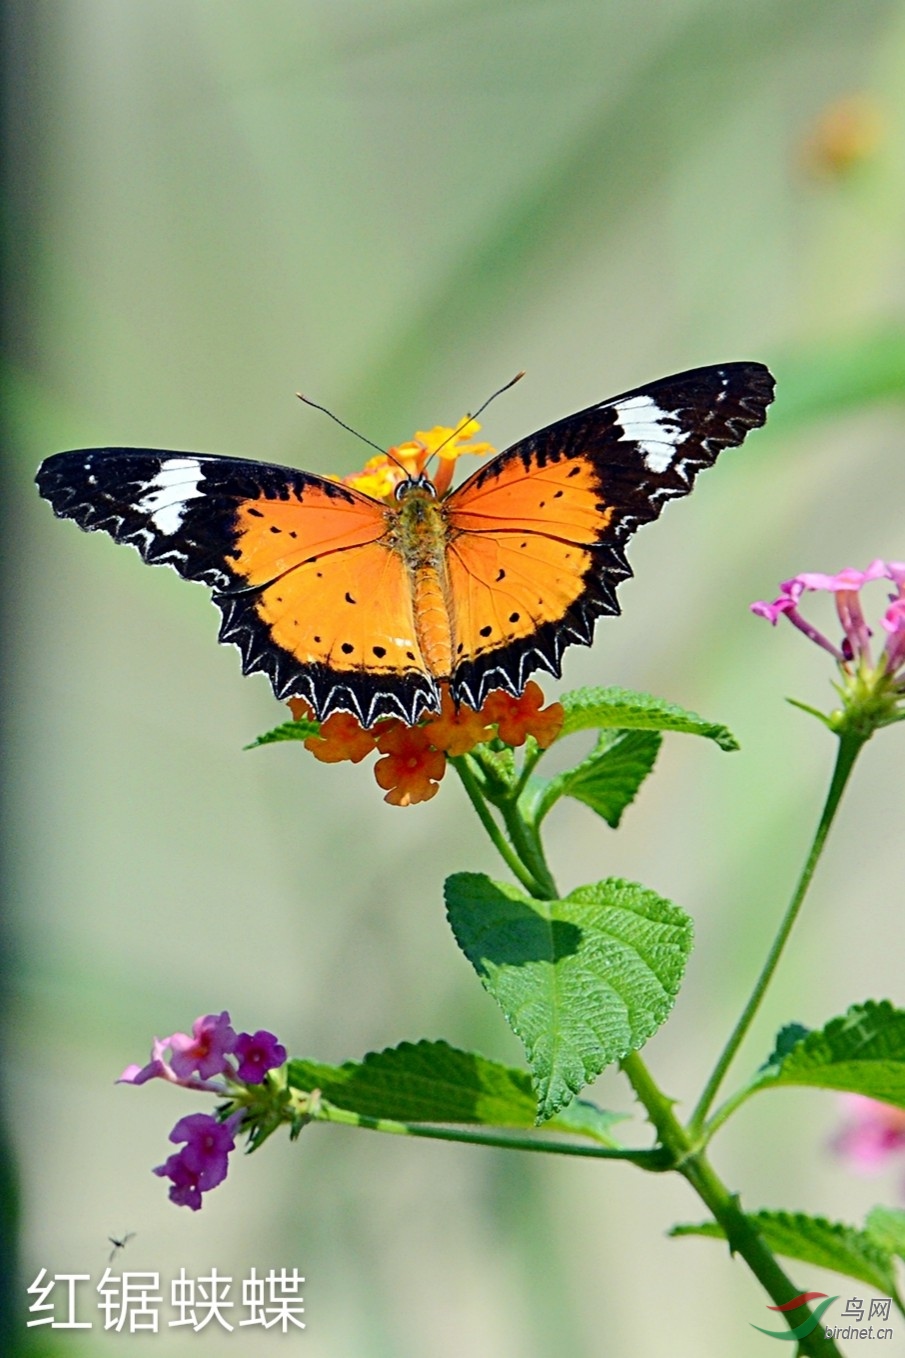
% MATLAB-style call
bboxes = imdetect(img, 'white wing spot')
[614,395,687,473]
[139,458,204,535]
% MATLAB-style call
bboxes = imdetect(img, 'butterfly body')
[37,362,774,726]
[390,483,457,680]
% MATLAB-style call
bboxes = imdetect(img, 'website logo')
[750,1291,838,1341]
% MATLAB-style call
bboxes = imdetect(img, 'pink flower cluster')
[832,1095,905,1192]
[752,559,905,681]
[119,1011,286,1211]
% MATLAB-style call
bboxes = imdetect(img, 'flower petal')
[482,683,564,748]
[420,686,493,756]
[374,723,446,806]
[170,1011,237,1080]
[304,711,377,764]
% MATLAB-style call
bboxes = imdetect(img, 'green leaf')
[762,1022,812,1068]
[246,717,321,749]
[534,729,661,826]
[559,686,738,750]
[545,1095,628,1144]
[865,1207,905,1261]
[445,872,692,1121]
[287,1039,623,1142]
[786,697,833,727]
[672,1210,899,1295]
[752,1001,905,1106]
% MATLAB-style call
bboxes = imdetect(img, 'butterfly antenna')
[425,371,526,471]
[296,393,387,458]
[471,370,526,422]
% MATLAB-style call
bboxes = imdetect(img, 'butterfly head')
[324,419,493,506]
[393,471,438,501]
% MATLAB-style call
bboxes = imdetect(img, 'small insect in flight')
[107,1231,136,1264]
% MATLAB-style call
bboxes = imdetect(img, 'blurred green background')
[5,2,905,1355]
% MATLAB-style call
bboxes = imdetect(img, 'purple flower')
[169,1011,237,1080]
[831,1095,905,1187]
[752,559,905,729]
[120,1011,287,1093]
[153,1112,241,1210]
[234,1030,287,1084]
[118,1018,234,1094]
[153,1152,204,1211]
[118,1035,177,1086]
[171,1111,238,1185]
[120,1010,291,1211]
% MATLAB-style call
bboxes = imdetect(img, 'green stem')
[621,1054,842,1357]
[315,1100,663,1165]
[509,742,543,803]
[450,755,544,897]
[500,798,559,898]
[683,1156,842,1357]
[690,731,866,1136]
[699,1083,756,1143]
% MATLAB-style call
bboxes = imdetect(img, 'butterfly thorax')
[388,481,454,680]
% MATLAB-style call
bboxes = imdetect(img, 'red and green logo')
[751,1292,838,1341]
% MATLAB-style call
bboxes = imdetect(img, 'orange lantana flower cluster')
[289,682,564,807]
[334,417,493,503]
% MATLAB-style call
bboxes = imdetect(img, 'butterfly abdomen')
[411,564,453,680]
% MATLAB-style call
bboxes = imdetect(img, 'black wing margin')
[35,447,320,590]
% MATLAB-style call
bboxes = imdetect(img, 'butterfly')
[107,1231,136,1264]
[37,362,774,728]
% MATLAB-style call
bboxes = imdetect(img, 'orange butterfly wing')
[443,363,774,709]
[223,488,439,724]
[35,449,440,724]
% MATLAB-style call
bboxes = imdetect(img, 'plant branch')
[509,740,544,803]
[315,1100,663,1165]
[498,797,559,898]
[690,731,867,1136]
[621,1054,842,1357]
[450,754,544,896]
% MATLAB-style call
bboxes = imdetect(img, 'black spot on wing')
[215,589,440,725]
